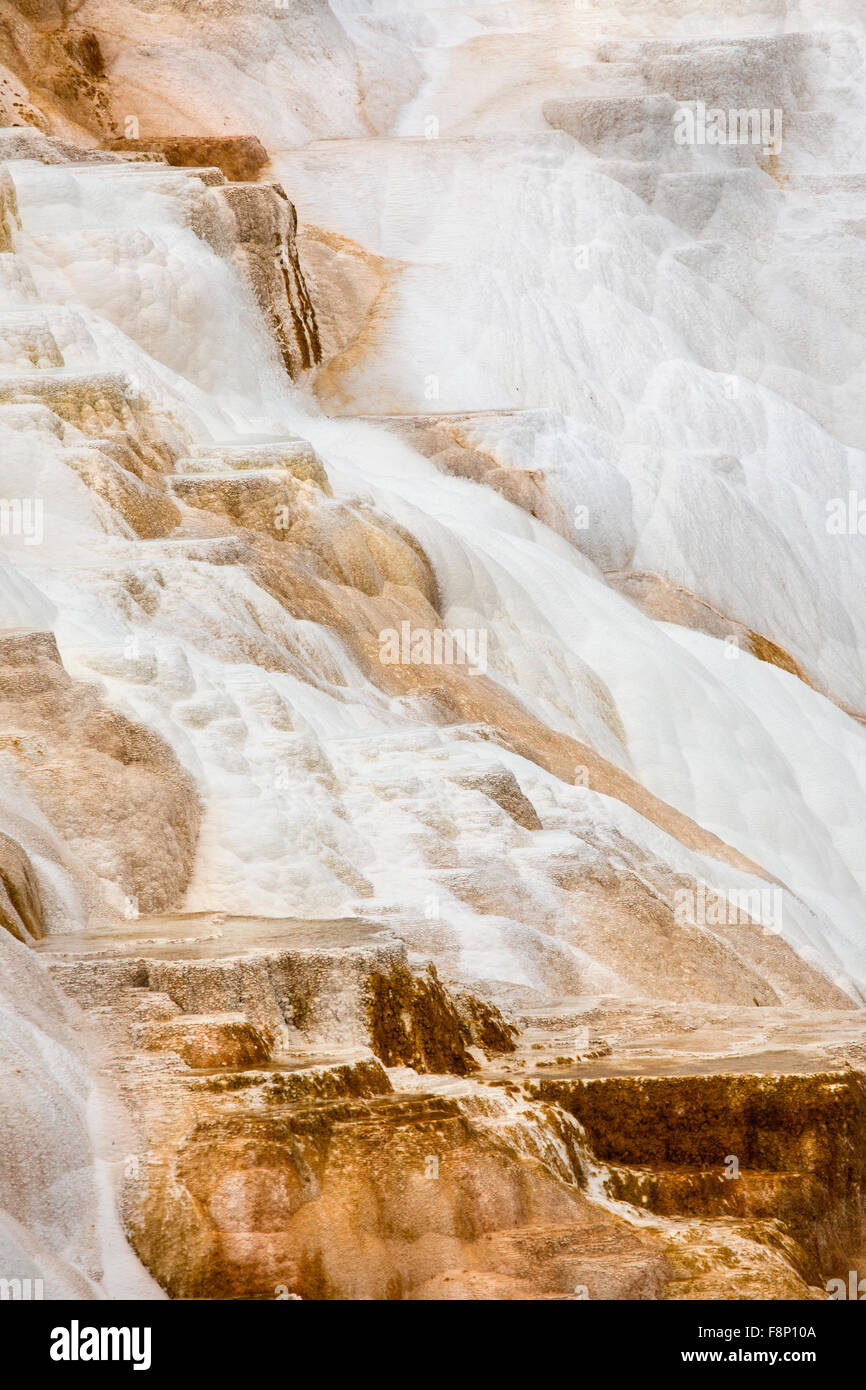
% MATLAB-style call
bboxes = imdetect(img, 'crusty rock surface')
[0,630,200,918]
[0,829,43,941]
[106,135,269,182]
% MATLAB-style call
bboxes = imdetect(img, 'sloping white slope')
[0,909,160,1298]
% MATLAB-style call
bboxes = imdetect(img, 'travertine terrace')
[0,0,864,1304]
